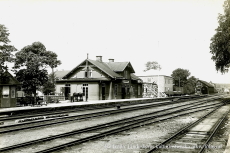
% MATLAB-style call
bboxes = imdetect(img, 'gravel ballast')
[57,108,220,153]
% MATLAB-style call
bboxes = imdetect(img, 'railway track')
[0,96,220,134]
[0,99,224,152]
[0,94,208,122]
[146,104,230,153]
[0,97,176,121]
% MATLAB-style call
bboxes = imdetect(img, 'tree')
[42,73,56,95]
[210,0,230,74]
[171,68,191,87]
[13,42,61,104]
[16,66,48,99]
[144,61,161,72]
[45,51,61,84]
[0,24,17,84]
[183,76,198,94]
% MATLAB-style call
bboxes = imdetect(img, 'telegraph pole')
[179,77,180,91]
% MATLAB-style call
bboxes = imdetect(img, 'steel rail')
[35,104,224,153]
[0,100,176,131]
[198,110,230,153]
[146,105,225,153]
[0,96,175,121]
[0,98,161,121]
[1,95,219,129]
[0,94,214,121]
[0,100,162,121]
[0,101,222,152]
[0,97,219,134]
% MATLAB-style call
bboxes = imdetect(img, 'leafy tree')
[187,76,197,87]
[42,73,56,95]
[171,69,199,94]
[13,42,61,104]
[16,67,48,100]
[183,76,198,94]
[0,24,17,84]
[210,0,230,73]
[45,51,61,84]
[171,68,191,87]
[144,61,161,72]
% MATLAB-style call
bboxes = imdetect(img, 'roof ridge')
[198,80,214,87]
[88,59,123,78]
[121,62,129,71]
[105,61,130,63]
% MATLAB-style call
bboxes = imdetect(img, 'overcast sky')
[1,0,229,84]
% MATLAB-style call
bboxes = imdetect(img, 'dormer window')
[197,82,202,86]
[124,70,128,79]
[85,70,93,78]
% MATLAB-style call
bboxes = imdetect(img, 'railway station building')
[0,71,20,108]
[196,80,218,95]
[55,56,143,101]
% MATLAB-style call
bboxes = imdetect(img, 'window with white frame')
[11,87,15,98]
[85,69,93,78]
[2,86,9,98]
[138,85,141,95]
[124,70,128,79]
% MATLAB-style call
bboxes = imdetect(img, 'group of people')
[71,92,85,102]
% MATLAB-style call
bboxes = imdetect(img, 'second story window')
[124,70,128,79]
[85,69,93,78]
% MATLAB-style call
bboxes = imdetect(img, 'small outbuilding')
[0,71,20,108]
[196,80,217,95]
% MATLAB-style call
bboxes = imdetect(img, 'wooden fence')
[44,95,65,103]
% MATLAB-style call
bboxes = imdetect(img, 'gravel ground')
[57,107,216,153]
[1,100,194,148]
[0,99,223,153]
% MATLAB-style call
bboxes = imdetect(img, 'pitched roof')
[55,70,70,79]
[62,59,124,79]
[88,59,123,78]
[105,62,135,73]
[0,71,20,85]
[130,73,142,81]
[56,77,110,82]
[198,80,214,87]
[61,58,138,80]
[138,75,173,78]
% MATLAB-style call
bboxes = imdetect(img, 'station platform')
[0,94,216,115]
[0,98,157,115]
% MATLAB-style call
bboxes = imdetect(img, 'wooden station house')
[196,80,217,95]
[0,71,20,108]
[55,56,143,101]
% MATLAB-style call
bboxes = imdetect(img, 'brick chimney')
[109,59,114,62]
[96,56,102,62]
